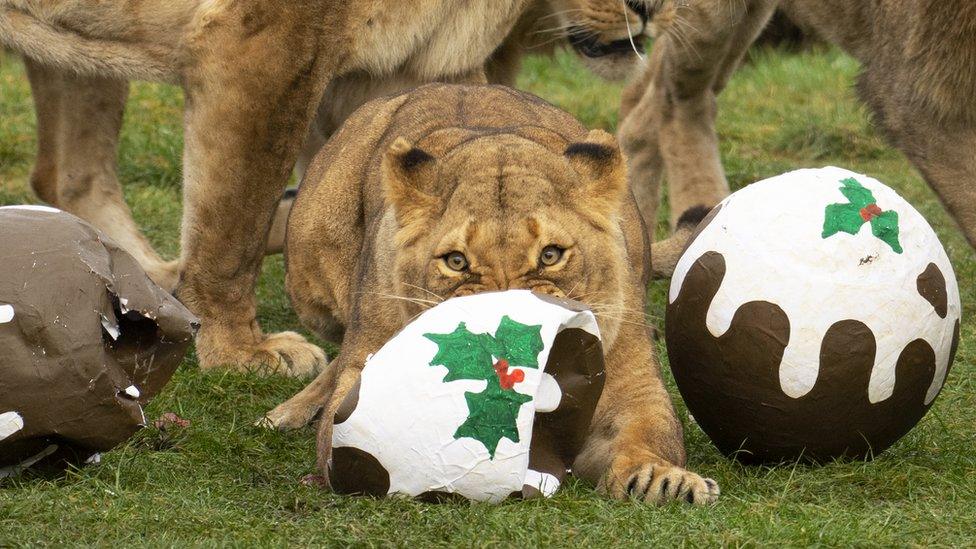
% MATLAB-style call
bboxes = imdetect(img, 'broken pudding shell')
[0,206,198,472]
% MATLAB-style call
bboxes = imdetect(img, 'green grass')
[1,46,974,546]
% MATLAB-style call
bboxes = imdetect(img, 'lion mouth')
[567,28,645,58]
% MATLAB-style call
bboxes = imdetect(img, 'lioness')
[618,0,976,250]
[0,0,668,376]
[263,83,719,505]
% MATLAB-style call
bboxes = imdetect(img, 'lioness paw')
[200,331,327,377]
[606,461,719,505]
[257,399,323,431]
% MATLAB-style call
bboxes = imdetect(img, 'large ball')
[666,167,962,463]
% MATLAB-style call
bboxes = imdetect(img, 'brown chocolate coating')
[0,208,197,470]
[666,251,953,464]
[917,262,949,318]
[525,327,605,495]
[330,446,392,497]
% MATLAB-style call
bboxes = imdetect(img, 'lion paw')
[201,331,327,377]
[605,460,719,505]
[258,398,324,431]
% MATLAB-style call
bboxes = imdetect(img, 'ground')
[0,46,974,546]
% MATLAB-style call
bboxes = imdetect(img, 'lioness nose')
[625,0,652,25]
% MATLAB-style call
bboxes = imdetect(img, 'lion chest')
[345,0,526,80]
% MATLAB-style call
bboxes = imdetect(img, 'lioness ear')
[565,130,627,217]
[382,137,440,226]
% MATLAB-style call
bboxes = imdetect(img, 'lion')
[261,83,719,505]
[617,0,976,251]
[0,0,669,376]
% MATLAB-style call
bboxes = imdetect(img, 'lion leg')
[314,352,370,479]
[574,321,719,505]
[618,45,666,237]
[912,129,976,250]
[885,118,976,250]
[660,1,778,230]
[264,123,329,256]
[619,0,777,238]
[23,58,179,290]
[23,58,60,205]
[176,38,332,376]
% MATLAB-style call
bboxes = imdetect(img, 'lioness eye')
[444,251,469,272]
[539,245,564,267]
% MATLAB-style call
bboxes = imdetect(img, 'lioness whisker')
[373,293,439,309]
[400,282,445,302]
[620,0,647,61]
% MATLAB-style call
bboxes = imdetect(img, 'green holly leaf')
[822,202,865,238]
[821,177,903,254]
[424,316,545,458]
[870,210,903,253]
[493,315,544,368]
[454,377,533,458]
[424,323,496,382]
[838,177,876,208]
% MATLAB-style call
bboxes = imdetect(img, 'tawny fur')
[1,0,660,376]
[273,0,656,252]
[262,83,719,505]
[619,0,976,251]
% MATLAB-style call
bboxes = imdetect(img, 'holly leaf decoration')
[424,316,544,458]
[822,202,866,238]
[455,377,534,458]
[870,210,903,253]
[492,315,544,368]
[838,177,876,208]
[425,323,496,382]
[821,177,903,253]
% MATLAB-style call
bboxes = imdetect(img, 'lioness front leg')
[619,0,777,238]
[575,322,719,505]
[176,34,332,376]
[261,359,340,431]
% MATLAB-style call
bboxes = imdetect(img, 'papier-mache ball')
[666,167,961,464]
[330,290,606,502]
[0,206,198,476]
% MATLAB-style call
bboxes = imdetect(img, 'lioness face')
[383,131,631,347]
[551,0,668,79]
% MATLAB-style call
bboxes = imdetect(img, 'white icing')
[0,304,12,324]
[333,290,602,502]
[670,167,961,404]
[534,373,563,413]
[0,411,24,440]
[0,205,61,213]
[524,469,561,497]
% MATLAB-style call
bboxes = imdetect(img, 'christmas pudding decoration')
[666,167,961,463]
[330,290,605,502]
[0,206,198,475]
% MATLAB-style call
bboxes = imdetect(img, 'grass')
[1,46,974,546]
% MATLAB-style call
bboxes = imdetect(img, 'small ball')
[330,290,605,502]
